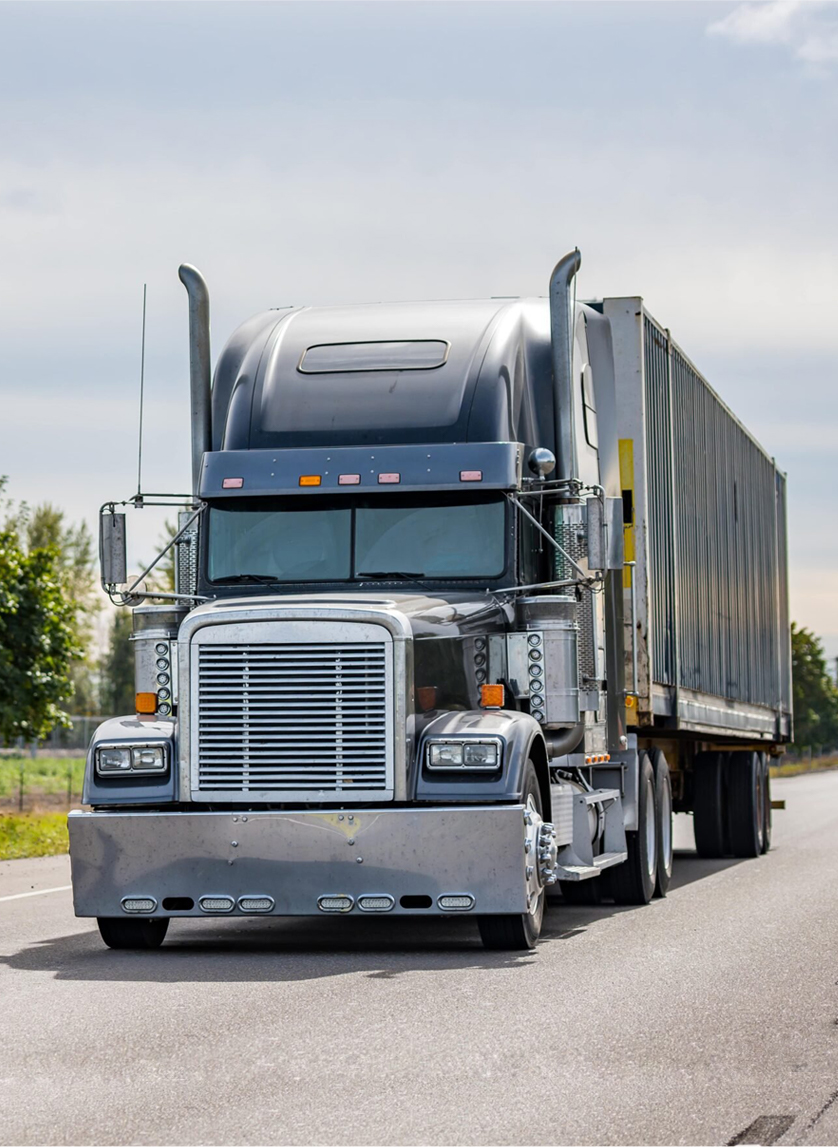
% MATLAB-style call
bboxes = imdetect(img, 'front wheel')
[478,762,547,951]
[97,917,169,950]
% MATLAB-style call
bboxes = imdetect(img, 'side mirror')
[99,511,127,589]
[586,496,624,571]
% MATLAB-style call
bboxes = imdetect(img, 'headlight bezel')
[95,742,170,777]
[425,737,503,773]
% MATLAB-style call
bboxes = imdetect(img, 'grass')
[0,756,85,804]
[0,813,69,860]
[770,756,838,778]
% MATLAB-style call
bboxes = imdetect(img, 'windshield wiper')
[212,573,280,585]
[357,571,425,580]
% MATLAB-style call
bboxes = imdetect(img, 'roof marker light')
[222,477,243,489]
[299,475,322,487]
[460,470,483,482]
[378,473,400,484]
[338,474,361,485]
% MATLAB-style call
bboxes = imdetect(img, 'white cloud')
[708,0,805,44]
[708,0,838,67]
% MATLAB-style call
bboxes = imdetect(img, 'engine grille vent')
[194,642,392,798]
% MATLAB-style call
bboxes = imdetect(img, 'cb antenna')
[136,283,147,501]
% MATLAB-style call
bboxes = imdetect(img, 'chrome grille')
[194,641,392,798]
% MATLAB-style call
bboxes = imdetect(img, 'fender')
[83,715,178,806]
[415,709,552,819]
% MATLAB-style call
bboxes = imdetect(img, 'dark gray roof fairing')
[211,297,568,454]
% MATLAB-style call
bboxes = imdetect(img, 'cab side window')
[582,364,598,450]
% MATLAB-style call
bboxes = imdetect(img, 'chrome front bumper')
[68,805,528,917]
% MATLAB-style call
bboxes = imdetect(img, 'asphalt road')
[2,771,838,1147]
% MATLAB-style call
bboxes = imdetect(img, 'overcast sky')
[0,0,836,655]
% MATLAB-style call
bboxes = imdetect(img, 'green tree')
[0,526,79,742]
[791,623,838,751]
[99,609,135,715]
[23,503,98,714]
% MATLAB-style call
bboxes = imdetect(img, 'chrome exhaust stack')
[178,264,212,497]
[549,249,581,484]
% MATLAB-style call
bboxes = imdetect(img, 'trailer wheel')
[761,754,772,853]
[651,749,673,898]
[693,751,727,858]
[610,752,657,905]
[478,762,545,951]
[728,751,764,858]
[97,917,169,950]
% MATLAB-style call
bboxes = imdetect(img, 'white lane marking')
[0,884,72,903]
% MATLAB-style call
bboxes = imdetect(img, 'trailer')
[70,251,791,950]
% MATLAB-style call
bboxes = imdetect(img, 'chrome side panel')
[68,806,528,918]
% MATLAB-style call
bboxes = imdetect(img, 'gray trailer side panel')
[604,298,790,742]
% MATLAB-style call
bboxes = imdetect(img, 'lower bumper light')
[199,896,235,913]
[121,897,157,914]
[318,894,354,913]
[238,896,274,914]
[358,894,395,913]
[438,894,475,912]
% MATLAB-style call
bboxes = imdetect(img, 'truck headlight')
[428,743,464,768]
[96,744,168,776]
[463,743,499,767]
[426,740,501,772]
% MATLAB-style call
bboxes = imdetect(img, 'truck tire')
[97,917,169,950]
[728,750,764,858]
[478,762,545,951]
[651,749,673,898]
[761,753,772,853]
[693,751,727,858]
[610,752,657,905]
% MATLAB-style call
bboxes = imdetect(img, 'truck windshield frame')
[204,492,510,587]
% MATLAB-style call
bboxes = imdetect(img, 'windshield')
[206,494,507,584]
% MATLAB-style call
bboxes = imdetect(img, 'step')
[555,850,628,882]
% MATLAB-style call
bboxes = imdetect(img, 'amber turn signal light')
[479,684,504,709]
[136,692,157,715]
[299,475,322,487]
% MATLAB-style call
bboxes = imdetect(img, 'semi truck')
[70,250,792,951]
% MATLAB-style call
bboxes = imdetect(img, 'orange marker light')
[417,686,438,712]
[136,692,157,715]
[299,475,322,487]
[480,684,505,709]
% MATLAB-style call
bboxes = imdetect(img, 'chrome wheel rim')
[645,775,657,878]
[660,776,673,875]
